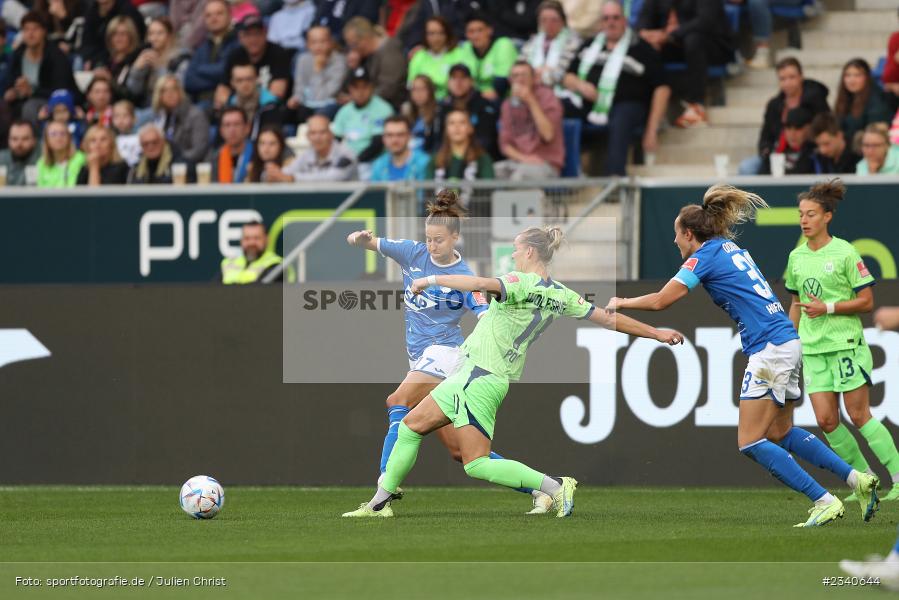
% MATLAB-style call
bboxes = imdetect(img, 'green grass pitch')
[1,486,896,599]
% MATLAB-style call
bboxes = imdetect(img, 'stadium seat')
[770,0,816,48]
[628,0,644,27]
[873,56,887,91]
[561,118,582,178]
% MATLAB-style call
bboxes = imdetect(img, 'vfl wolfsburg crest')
[803,278,822,298]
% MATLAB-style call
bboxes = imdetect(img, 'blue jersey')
[378,238,489,360]
[672,237,798,355]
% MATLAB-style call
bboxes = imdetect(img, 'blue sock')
[489,451,533,494]
[741,438,827,502]
[893,530,899,554]
[780,427,853,482]
[379,406,410,473]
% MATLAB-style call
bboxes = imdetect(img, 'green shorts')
[431,360,509,440]
[803,342,873,394]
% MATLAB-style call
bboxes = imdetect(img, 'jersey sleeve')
[784,252,799,295]
[562,287,595,320]
[497,271,531,304]
[465,290,490,317]
[846,247,875,292]
[671,252,710,291]
[377,238,418,267]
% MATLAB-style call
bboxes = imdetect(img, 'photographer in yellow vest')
[221,221,292,284]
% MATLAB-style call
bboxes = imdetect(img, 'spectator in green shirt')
[37,120,85,188]
[407,16,466,101]
[458,11,518,102]
[856,123,899,175]
[427,107,494,182]
[332,66,395,164]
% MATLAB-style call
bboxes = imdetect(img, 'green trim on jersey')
[460,271,594,380]
[786,237,875,355]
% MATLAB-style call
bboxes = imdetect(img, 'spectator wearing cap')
[313,0,380,43]
[128,123,185,184]
[283,113,358,181]
[407,16,466,101]
[42,88,86,147]
[184,0,239,104]
[332,66,395,164]
[435,63,499,159]
[758,107,815,175]
[152,75,210,165]
[287,25,346,124]
[738,57,829,176]
[0,120,40,185]
[370,114,429,182]
[835,58,892,147]
[485,0,541,42]
[561,0,670,176]
[224,61,284,140]
[457,12,517,102]
[79,0,145,66]
[635,0,734,128]
[496,61,564,180]
[267,0,315,52]
[215,15,293,110]
[36,120,85,188]
[342,17,408,109]
[207,106,253,183]
[4,11,78,123]
[519,1,581,94]
[810,112,860,175]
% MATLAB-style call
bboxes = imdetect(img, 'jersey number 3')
[732,253,773,299]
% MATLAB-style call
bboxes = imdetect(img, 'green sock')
[824,423,869,472]
[382,423,422,493]
[463,455,545,491]
[860,419,899,479]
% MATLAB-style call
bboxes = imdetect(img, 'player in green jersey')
[342,225,684,518]
[787,180,899,501]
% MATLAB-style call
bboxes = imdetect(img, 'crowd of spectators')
[0,0,897,188]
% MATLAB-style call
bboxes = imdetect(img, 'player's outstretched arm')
[605,279,689,312]
[346,230,379,252]
[588,309,684,345]
[410,274,501,295]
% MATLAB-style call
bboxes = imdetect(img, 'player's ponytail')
[519,225,565,264]
[425,188,466,234]
[799,178,846,214]
[678,184,768,242]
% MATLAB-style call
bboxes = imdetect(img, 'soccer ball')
[179,475,225,519]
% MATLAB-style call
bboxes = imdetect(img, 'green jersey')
[785,237,875,354]
[461,271,594,380]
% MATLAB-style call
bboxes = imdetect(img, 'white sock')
[891,472,899,486]
[531,489,543,498]
[367,486,393,510]
[539,476,562,496]
[887,550,899,563]
[847,470,859,489]
[815,492,837,506]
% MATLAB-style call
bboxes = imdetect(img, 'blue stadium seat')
[629,0,644,27]
[723,3,741,33]
[770,0,816,48]
[561,118,582,178]
[873,56,887,90]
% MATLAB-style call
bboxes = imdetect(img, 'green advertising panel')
[0,186,386,283]
[640,177,899,282]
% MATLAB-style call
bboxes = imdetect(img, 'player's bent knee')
[815,413,839,433]
[385,391,415,408]
[847,409,872,429]
[463,456,491,480]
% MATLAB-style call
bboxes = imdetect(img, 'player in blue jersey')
[346,189,554,513]
[606,184,879,528]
